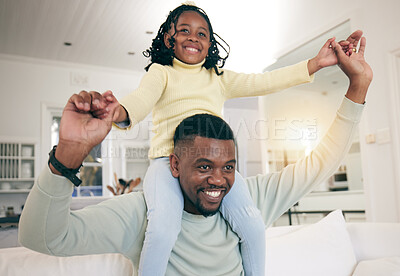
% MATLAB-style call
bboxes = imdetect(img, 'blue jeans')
[138,157,266,276]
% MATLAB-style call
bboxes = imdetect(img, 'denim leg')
[138,157,183,276]
[220,171,266,276]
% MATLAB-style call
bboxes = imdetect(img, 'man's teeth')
[204,191,221,198]
[186,47,199,52]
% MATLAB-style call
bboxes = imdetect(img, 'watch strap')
[48,145,83,187]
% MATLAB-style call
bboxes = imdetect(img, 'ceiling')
[0,0,181,72]
[0,0,281,73]
[0,0,350,109]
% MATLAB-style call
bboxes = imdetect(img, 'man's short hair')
[173,114,235,148]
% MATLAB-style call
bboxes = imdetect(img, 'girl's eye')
[199,32,206,37]
[180,29,189,34]
[225,165,234,171]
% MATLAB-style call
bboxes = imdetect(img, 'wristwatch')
[48,145,82,186]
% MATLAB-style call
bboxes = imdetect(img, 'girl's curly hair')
[143,4,230,75]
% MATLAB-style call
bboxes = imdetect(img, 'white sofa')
[264,210,400,276]
[0,210,399,276]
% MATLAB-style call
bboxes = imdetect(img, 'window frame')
[41,102,108,197]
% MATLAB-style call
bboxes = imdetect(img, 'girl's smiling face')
[164,11,211,65]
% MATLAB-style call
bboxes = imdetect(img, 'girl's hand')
[70,90,113,118]
[101,91,129,123]
[68,89,124,123]
[99,90,124,122]
[83,90,117,119]
[308,30,363,75]
[75,90,126,123]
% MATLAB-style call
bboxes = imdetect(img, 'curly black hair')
[143,4,230,75]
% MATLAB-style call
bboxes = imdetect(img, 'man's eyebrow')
[194,158,236,164]
[194,158,213,164]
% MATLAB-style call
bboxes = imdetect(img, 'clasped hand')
[54,90,120,169]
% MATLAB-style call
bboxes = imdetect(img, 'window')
[49,112,103,197]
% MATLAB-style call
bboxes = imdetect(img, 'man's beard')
[181,187,223,217]
[195,197,221,217]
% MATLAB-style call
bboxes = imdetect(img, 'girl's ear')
[164,33,172,49]
[169,153,180,178]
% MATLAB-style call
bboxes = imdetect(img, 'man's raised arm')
[17,91,137,255]
[247,36,372,226]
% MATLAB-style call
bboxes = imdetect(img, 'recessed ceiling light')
[64,42,72,46]
[145,31,154,35]
[128,51,135,55]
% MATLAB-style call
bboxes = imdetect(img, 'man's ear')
[169,153,180,178]
[164,32,172,49]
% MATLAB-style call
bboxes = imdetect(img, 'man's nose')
[208,170,225,186]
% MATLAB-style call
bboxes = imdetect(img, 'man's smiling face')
[170,136,236,217]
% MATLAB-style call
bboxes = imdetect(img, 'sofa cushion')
[0,246,133,276]
[265,210,357,276]
[346,222,400,261]
[352,257,400,276]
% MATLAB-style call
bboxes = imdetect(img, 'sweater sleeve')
[246,97,364,227]
[119,63,167,127]
[18,166,147,260]
[220,60,313,99]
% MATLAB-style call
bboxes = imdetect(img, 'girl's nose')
[188,34,198,42]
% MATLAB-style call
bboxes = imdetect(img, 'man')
[19,38,372,275]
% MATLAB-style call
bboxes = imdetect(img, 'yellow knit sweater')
[120,58,313,158]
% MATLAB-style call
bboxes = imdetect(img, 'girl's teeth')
[186,47,199,52]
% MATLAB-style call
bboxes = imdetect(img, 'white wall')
[266,0,400,222]
[0,54,147,210]
[0,54,146,162]
[223,108,262,177]
[260,88,343,151]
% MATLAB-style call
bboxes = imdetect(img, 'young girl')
[94,4,359,275]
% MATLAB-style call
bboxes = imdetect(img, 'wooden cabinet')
[0,140,37,194]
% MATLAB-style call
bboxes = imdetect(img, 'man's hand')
[89,90,129,123]
[333,36,373,104]
[51,91,119,173]
[308,30,363,75]
[88,90,126,122]
[341,30,363,56]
